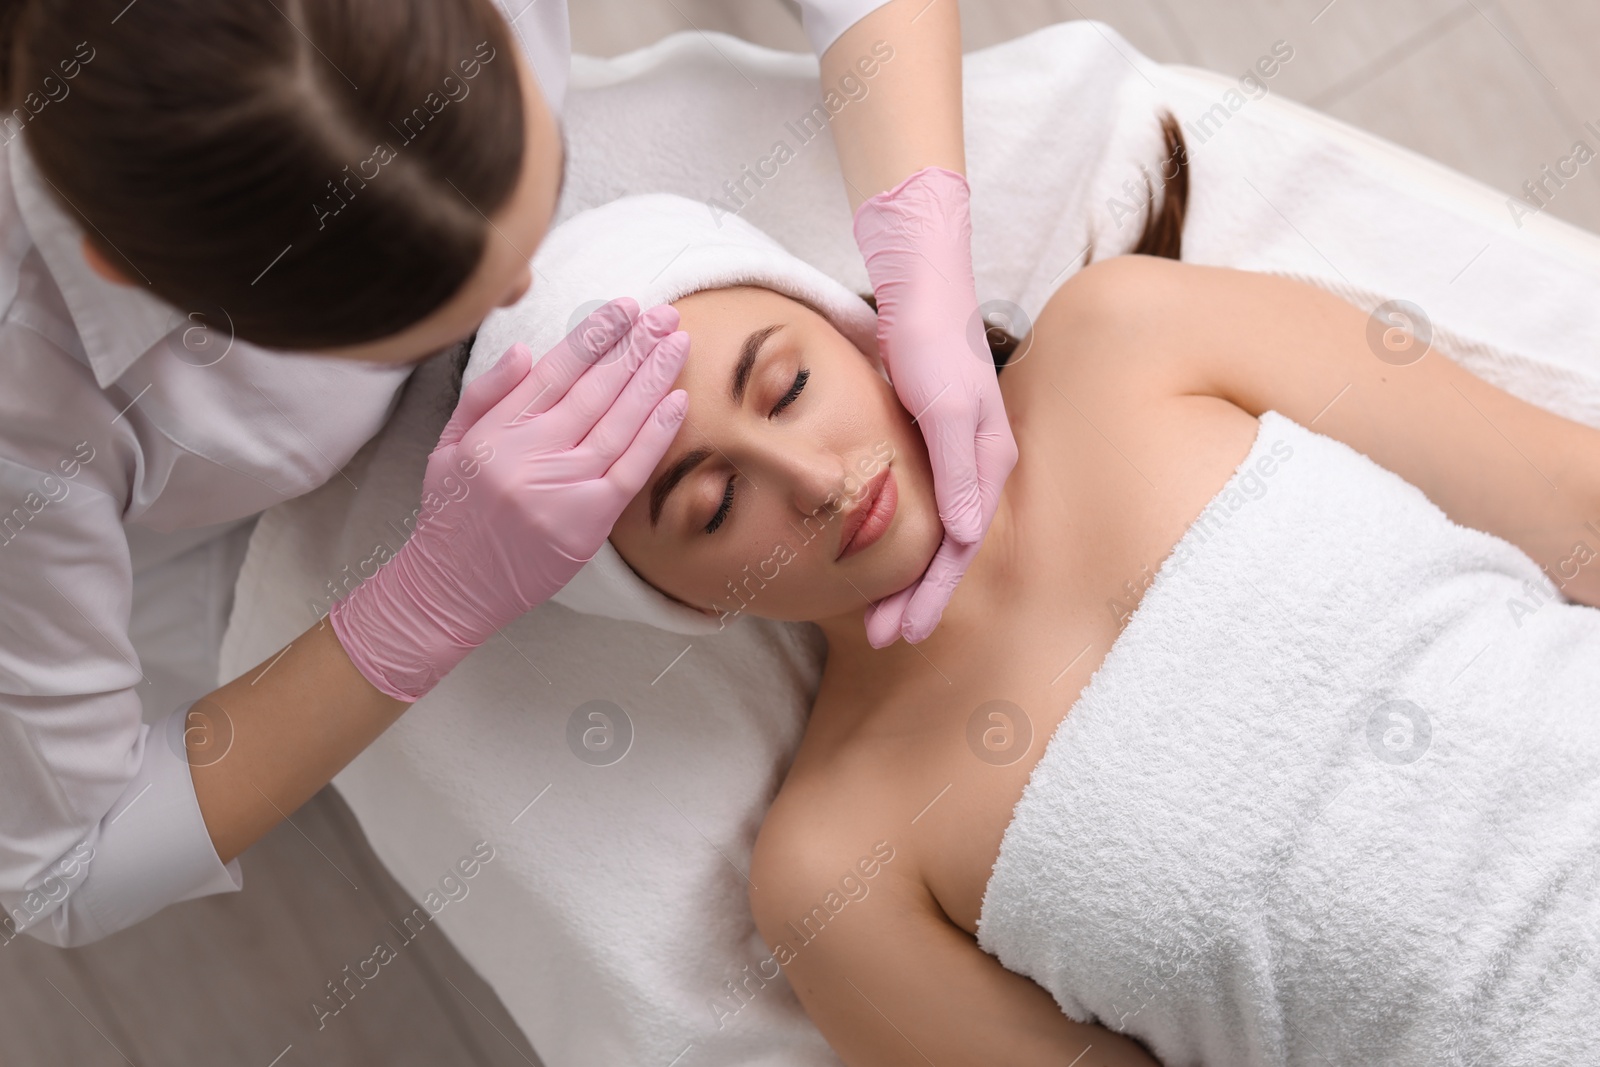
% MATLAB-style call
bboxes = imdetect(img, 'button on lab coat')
[0,0,893,948]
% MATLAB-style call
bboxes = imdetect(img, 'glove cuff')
[851,165,974,264]
[327,539,482,703]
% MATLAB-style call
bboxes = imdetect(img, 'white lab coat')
[0,0,894,947]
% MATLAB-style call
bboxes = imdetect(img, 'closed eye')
[771,367,809,415]
[705,476,735,534]
[704,368,809,535]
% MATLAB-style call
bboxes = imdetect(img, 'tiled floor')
[3,3,1595,1066]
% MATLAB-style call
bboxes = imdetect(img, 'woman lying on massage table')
[451,133,1600,1065]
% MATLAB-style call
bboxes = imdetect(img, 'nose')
[776,444,852,522]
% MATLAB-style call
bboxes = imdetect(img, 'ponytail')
[1132,111,1189,261]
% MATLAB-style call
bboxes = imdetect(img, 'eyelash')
[773,367,809,413]
[704,367,809,534]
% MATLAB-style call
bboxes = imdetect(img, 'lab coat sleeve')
[795,0,896,57]
[0,453,242,949]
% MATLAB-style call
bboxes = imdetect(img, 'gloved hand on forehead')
[330,298,690,702]
[854,165,1018,647]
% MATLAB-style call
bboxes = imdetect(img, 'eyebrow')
[731,324,782,405]
[648,446,714,528]
[648,323,784,527]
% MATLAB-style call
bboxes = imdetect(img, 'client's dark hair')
[2,0,525,350]
[444,112,1189,398]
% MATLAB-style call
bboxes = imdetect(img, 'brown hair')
[445,111,1190,396]
[1131,111,1188,262]
[3,0,526,350]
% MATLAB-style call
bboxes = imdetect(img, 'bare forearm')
[186,619,408,864]
[822,0,965,211]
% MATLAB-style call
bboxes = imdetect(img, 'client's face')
[609,286,942,625]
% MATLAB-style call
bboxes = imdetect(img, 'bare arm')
[187,619,407,864]
[1062,256,1600,610]
[821,0,966,211]
[749,826,1160,1067]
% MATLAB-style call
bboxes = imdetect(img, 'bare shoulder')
[747,806,909,933]
[1047,253,1192,314]
[1028,255,1242,383]
[1032,255,1600,608]
[747,720,1164,1067]
[1001,255,1206,414]
[748,678,946,947]
[749,733,917,926]
[747,764,926,1021]
[1036,254,1195,330]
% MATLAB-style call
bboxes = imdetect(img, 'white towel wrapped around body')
[977,409,1600,1067]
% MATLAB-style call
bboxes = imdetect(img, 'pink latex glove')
[330,298,691,701]
[853,165,1018,647]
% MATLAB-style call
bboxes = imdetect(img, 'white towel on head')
[463,193,881,635]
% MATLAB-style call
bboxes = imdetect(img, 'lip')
[836,467,896,562]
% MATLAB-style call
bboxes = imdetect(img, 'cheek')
[814,359,898,445]
[610,505,771,611]
[853,378,923,489]
[652,502,836,620]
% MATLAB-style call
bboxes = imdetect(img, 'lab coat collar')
[9,140,180,388]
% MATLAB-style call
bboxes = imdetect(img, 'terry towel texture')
[976,409,1600,1067]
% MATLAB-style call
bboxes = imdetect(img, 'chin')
[858,499,943,604]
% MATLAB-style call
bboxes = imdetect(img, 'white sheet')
[218,22,1600,1067]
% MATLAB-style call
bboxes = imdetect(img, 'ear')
[80,236,136,286]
